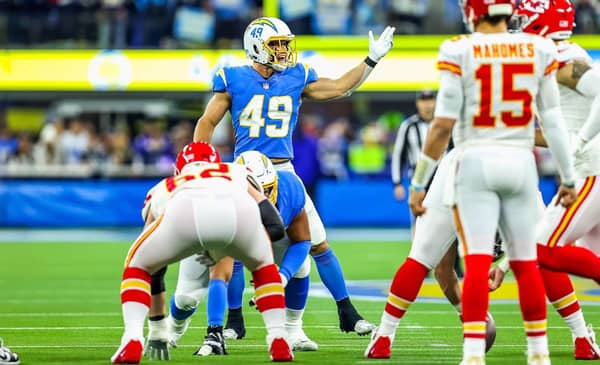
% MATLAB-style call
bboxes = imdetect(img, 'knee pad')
[293,257,311,279]
[174,294,198,312]
[150,266,167,295]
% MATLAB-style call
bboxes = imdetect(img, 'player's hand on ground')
[368,26,395,62]
[408,189,426,217]
[488,267,505,292]
[145,339,170,360]
[555,184,578,208]
[393,185,405,200]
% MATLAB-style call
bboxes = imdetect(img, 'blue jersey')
[275,170,306,228]
[213,63,318,160]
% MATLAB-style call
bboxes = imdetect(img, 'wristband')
[410,184,425,192]
[411,153,439,189]
[364,56,377,68]
[562,181,575,189]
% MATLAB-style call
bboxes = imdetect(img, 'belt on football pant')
[270,158,291,165]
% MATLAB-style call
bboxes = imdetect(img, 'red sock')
[539,267,580,317]
[385,258,429,319]
[252,264,285,312]
[511,260,547,337]
[538,244,600,281]
[462,254,492,340]
[121,267,151,307]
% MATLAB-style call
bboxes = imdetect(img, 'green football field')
[1,240,599,364]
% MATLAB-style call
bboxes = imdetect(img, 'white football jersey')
[556,41,600,178]
[437,32,558,148]
[141,162,250,220]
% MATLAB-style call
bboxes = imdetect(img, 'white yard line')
[0,325,571,331]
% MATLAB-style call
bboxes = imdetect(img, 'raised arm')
[302,26,395,101]
[193,91,232,142]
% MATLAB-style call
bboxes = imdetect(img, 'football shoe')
[574,324,600,360]
[194,326,227,356]
[364,329,392,359]
[167,316,191,348]
[0,339,19,365]
[287,327,318,351]
[269,337,293,362]
[111,338,143,364]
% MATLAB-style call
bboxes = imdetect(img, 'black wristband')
[364,56,378,68]
[393,182,402,187]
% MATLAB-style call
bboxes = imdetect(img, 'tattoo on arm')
[571,60,591,81]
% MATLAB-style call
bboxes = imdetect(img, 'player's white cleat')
[459,356,485,365]
[223,328,245,340]
[355,319,377,336]
[0,338,20,365]
[268,337,294,362]
[364,329,392,359]
[194,327,227,356]
[527,353,551,365]
[111,338,144,364]
[167,316,191,348]
[574,324,600,360]
[287,328,318,351]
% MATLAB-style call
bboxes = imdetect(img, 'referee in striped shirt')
[391,89,436,202]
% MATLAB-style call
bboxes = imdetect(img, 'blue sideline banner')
[0,179,159,227]
[0,177,559,228]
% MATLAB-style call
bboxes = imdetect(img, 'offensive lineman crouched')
[111,142,293,363]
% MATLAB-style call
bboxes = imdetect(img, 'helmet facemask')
[264,36,297,72]
[244,17,297,73]
[262,176,279,206]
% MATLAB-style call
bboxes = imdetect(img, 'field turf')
[1,240,599,364]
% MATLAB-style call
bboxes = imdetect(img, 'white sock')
[564,311,588,338]
[286,308,304,329]
[262,308,287,339]
[378,311,400,337]
[122,302,148,341]
[527,335,549,356]
[463,338,485,358]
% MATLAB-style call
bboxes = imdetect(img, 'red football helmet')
[514,0,575,40]
[461,0,516,32]
[175,141,221,174]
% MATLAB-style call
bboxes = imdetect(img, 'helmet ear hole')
[253,45,260,54]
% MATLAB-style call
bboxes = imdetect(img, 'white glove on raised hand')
[368,26,396,63]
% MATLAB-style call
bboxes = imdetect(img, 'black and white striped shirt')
[391,114,431,185]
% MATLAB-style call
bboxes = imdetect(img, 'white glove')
[195,251,216,266]
[368,26,396,63]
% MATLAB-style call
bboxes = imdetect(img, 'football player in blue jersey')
[193,16,395,336]
[192,150,316,355]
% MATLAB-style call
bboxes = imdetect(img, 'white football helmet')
[243,17,297,72]
[236,151,279,205]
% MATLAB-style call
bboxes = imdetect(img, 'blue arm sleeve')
[279,240,311,282]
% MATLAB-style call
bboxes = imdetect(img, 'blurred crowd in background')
[0,0,598,49]
[0,104,559,195]
[0,108,401,186]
